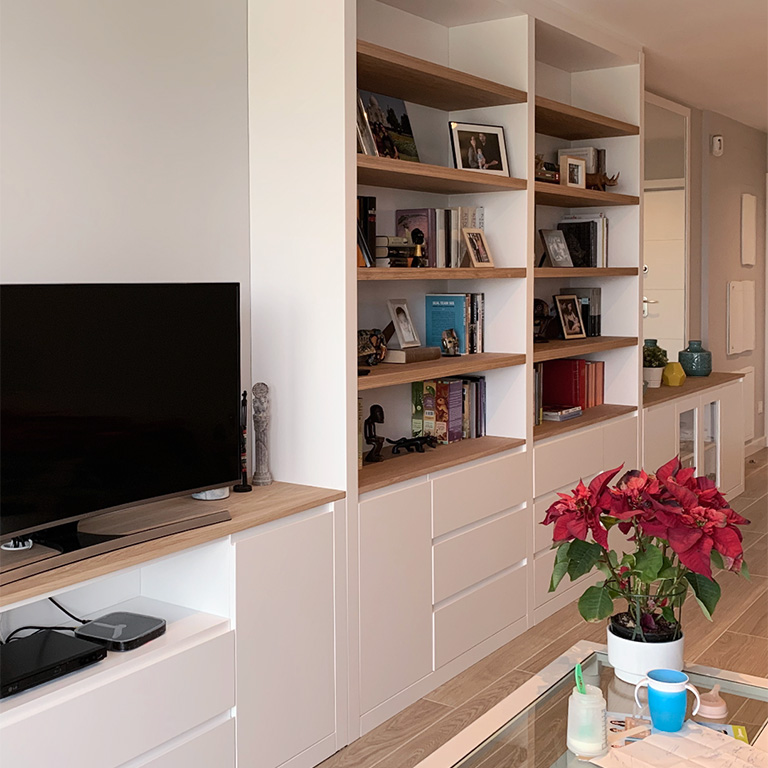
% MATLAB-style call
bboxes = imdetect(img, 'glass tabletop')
[451,651,768,768]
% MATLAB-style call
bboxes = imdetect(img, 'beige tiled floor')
[321,449,768,768]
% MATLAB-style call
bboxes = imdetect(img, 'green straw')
[575,662,586,694]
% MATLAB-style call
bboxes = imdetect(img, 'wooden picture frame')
[539,229,573,267]
[554,294,587,339]
[449,122,509,176]
[386,299,421,348]
[462,228,494,267]
[559,155,586,188]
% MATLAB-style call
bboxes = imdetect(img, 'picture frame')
[462,228,494,268]
[449,122,509,176]
[356,94,378,157]
[554,294,587,339]
[559,155,586,188]
[387,299,421,348]
[539,229,573,267]
[359,90,420,162]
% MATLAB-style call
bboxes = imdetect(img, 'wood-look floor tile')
[694,631,768,677]
[745,535,768,578]
[516,619,606,674]
[731,697,768,730]
[374,670,532,768]
[424,603,582,707]
[317,698,452,768]
[744,466,768,497]
[732,492,767,515]
[732,592,768,638]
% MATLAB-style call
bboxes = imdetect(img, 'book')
[411,382,424,437]
[425,294,469,354]
[541,359,589,410]
[557,219,598,268]
[357,221,374,267]
[422,381,437,436]
[542,405,583,421]
[458,206,484,266]
[435,379,463,444]
[376,235,409,248]
[395,208,436,267]
[359,195,377,258]
[560,212,608,267]
[384,346,441,364]
[558,146,598,174]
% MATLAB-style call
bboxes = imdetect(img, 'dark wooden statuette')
[364,404,385,463]
[386,434,438,454]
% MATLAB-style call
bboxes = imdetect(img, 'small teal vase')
[679,340,712,377]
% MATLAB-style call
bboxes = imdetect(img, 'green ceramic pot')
[678,340,712,377]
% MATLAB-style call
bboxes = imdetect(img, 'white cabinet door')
[359,483,432,713]
[235,510,336,768]
[643,403,677,471]
[717,381,745,497]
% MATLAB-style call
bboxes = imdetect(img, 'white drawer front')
[433,508,528,604]
[603,416,638,470]
[433,452,528,537]
[534,428,603,497]
[2,630,234,768]
[534,492,561,554]
[434,567,526,668]
[133,718,235,768]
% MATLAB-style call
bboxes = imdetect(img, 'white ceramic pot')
[606,626,684,684]
[643,367,664,389]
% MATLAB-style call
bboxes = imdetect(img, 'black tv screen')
[1,283,241,538]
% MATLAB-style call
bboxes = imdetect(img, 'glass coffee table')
[414,642,768,768]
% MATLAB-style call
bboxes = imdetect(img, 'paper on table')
[590,721,768,768]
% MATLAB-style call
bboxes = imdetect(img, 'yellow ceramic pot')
[663,361,687,387]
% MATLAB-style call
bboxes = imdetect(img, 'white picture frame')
[559,155,586,188]
[387,299,421,348]
[449,122,509,176]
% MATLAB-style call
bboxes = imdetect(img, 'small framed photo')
[387,299,420,348]
[356,95,378,157]
[462,228,494,268]
[554,295,587,339]
[539,229,573,267]
[559,155,586,188]
[449,122,509,176]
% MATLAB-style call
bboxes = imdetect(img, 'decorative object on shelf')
[643,339,668,389]
[586,171,620,192]
[662,362,687,387]
[251,383,273,486]
[535,154,560,184]
[356,94,378,157]
[385,434,438,455]
[559,155,586,188]
[359,89,419,162]
[555,294,587,340]
[542,458,751,684]
[396,209,433,266]
[233,390,253,492]
[539,229,573,268]
[358,329,387,366]
[533,298,558,343]
[558,147,599,174]
[441,328,460,356]
[386,299,420,348]
[679,340,712,377]
[409,228,427,267]
[462,228,494,267]
[363,404,385,463]
[449,121,509,176]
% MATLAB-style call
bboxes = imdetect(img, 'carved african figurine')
[386,434,438,454]
[586,171,620,192]
[251,382,273,486]
[364,404,385,463]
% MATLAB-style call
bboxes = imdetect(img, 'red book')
[542,359,588,410]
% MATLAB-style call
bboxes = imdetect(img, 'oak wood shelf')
[358,155,527,195]
[534,181,639,208]
[358,40,527,111]
[359,267,526,281]
[533,336,638,363]
[358,352,525,391]
[643,371,746,408]
[534,404,637,442]
[534,267,638,278]
[359,435,525,494]
[535,96,639,140]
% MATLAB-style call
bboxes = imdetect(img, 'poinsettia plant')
[542,457,750,641]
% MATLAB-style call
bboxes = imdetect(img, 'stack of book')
[412,376,486,444]
[357,195,376,267]
[557,212,608,268]
[539,358,605,414]
[375,235,416,267]
[542,405,583,422]
[396,207,484,268]
[425,293,485,354]
[561,286,601,336]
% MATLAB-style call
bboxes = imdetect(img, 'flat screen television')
[1,283,242,542]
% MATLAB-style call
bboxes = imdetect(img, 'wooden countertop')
[0,482,345,607]
[643,371,745,408]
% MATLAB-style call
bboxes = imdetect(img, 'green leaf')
[634,546,663,583]
[685,572,721,621]
[621,553,636,570]
[596,562,613,579]
[567,540,604,581]
[657,566,678,580]
[661,606,676,624]
[550,560,569,592]
[741,559,751,581]
[710,550,725,571]
[608,550,619,569]
[578,585,615,622]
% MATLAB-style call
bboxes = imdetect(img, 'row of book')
[357,195,377,267]
[563,286,601,337]
[557,212,609,268]
[395,207,484,268]
[425,293,485,354]
[533,358,605,425]
[412,376,487,444]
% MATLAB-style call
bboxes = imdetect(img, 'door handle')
[642,297,659,318]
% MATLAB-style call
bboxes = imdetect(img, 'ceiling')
[376,0,768,133]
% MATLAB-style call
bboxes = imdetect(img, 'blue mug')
[634,669,701,732]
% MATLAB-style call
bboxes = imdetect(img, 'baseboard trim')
[746,437,766,457]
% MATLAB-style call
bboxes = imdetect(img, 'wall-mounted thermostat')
[711,135,724,156]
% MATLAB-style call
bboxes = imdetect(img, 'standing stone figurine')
[251,382,273,486]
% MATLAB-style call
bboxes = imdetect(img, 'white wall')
[0,0,251,378]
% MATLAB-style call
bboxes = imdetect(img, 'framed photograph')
[449,122,509,176]
[359,90,420,162]
[557,147,598,174]
[356,95,378,157]
[539,229,573,267]
[554,294,587,339]
[462,228,494,267]
[559,155,586,188]
[387,299,421,348]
